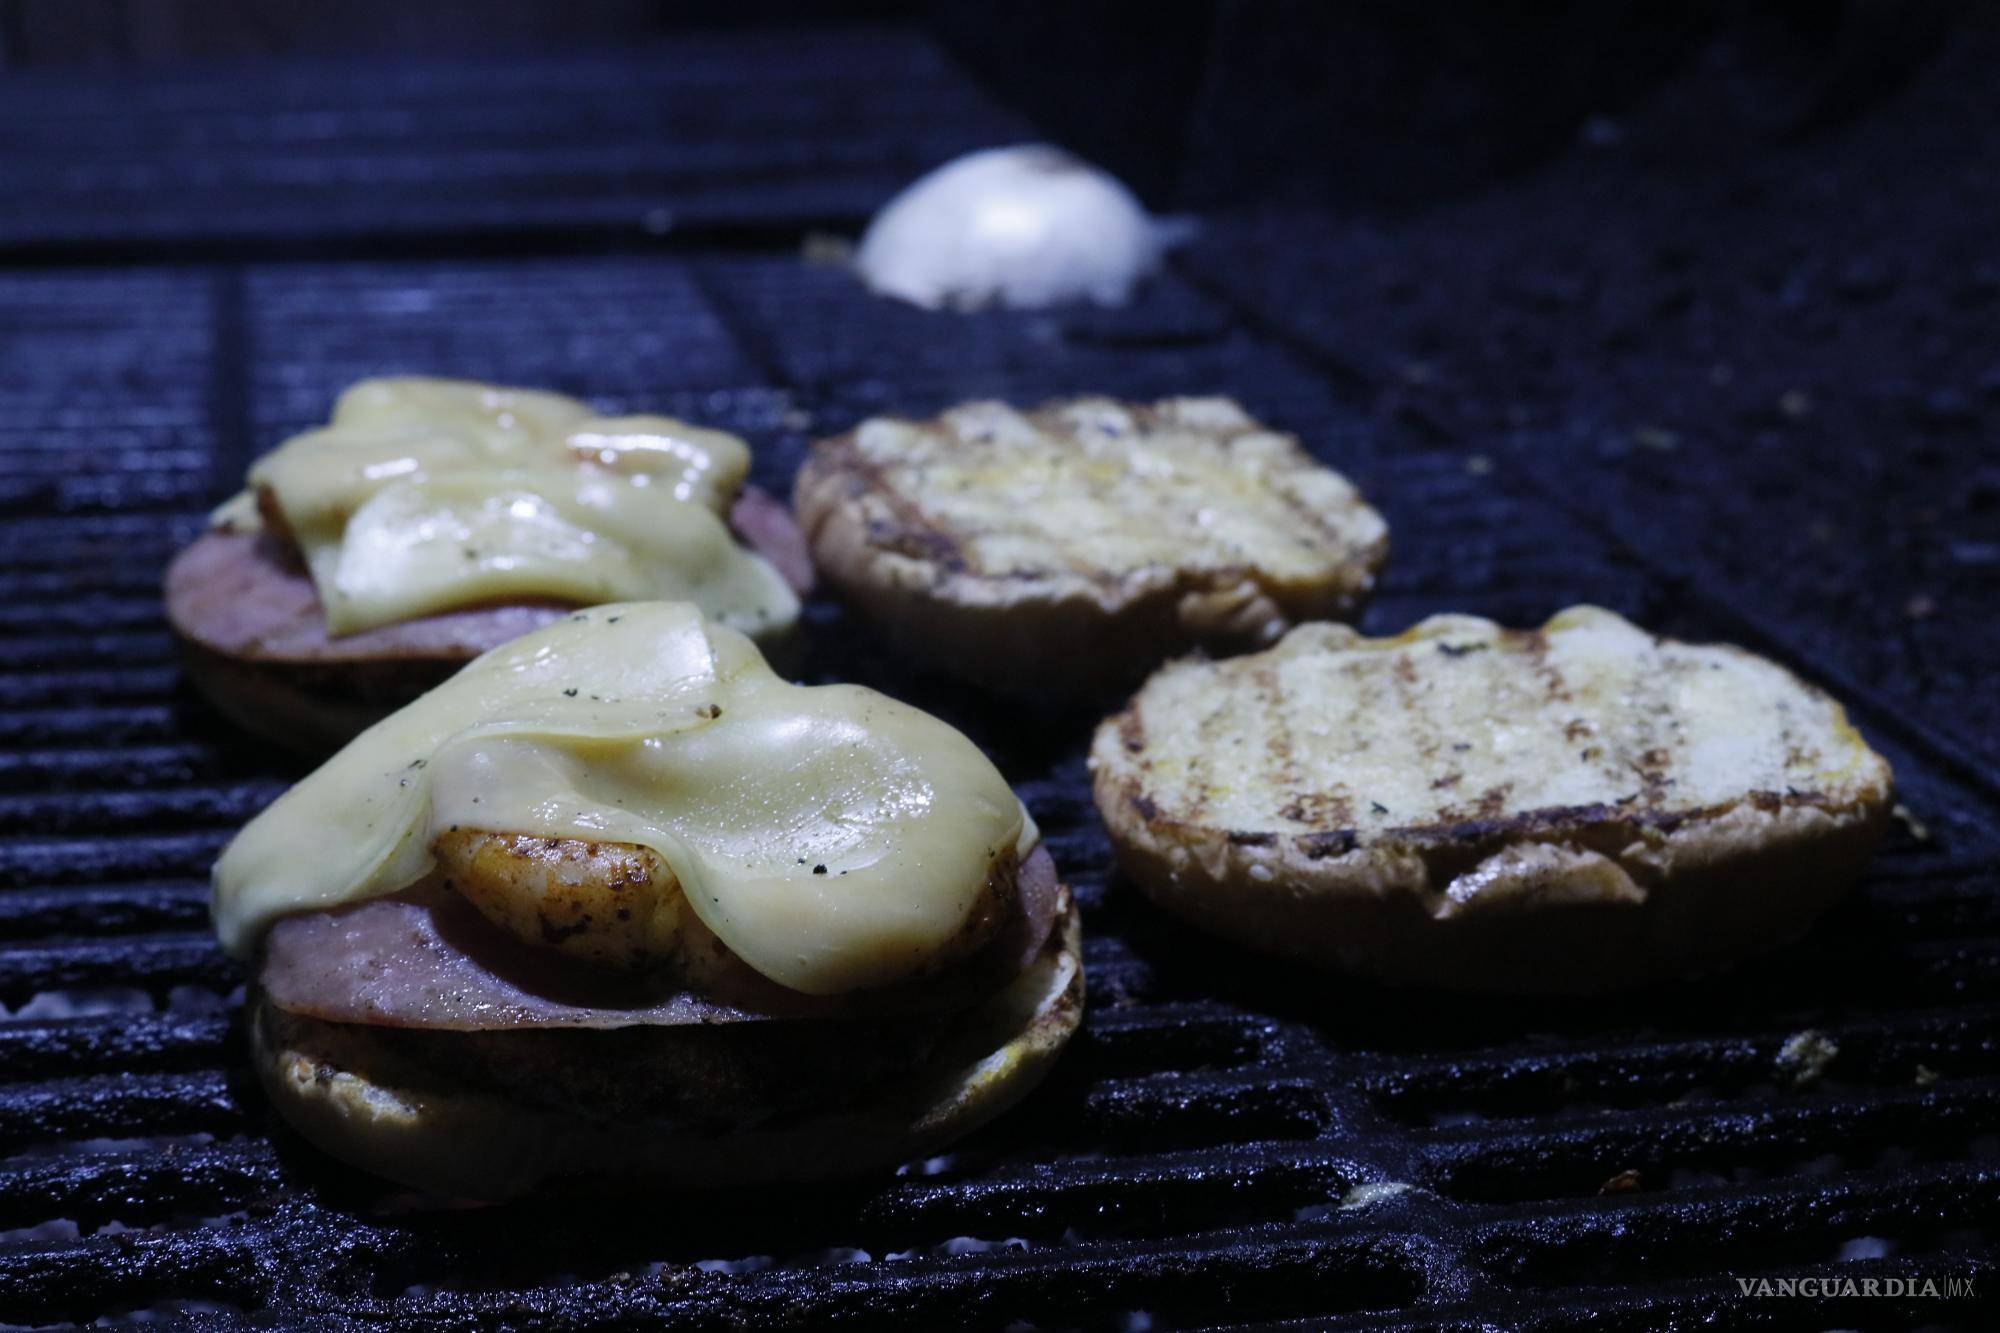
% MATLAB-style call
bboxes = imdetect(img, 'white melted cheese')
[238,377,793,638]
[850,397,1384,591]
[1118,606,1886,836]
[212,602,1027,996]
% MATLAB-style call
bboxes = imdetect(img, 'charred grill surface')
[1,22,1997,1332]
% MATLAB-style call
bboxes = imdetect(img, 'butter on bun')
[216,602,1079,1197]
[794,396,1387,697]
[1092,607,1892,993]
[168,378,812,754]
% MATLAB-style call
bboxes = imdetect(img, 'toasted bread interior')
[1091,607,1893,991]
[794,397,1388,694]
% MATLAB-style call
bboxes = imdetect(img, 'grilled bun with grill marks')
[1091,606,1893,993]
[794,396,1387,697]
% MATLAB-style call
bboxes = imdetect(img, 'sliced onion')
[856,145,1174,311]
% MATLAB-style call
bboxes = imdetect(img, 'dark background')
[0,0,1969,209]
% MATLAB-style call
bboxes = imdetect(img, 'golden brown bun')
[165,487,807,754]
[252,900,1082,1198]
[1091,609,1894,993]
[794,397,1387,697]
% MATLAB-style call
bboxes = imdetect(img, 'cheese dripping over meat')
[228,376,797,639]
[212,602,1028,996]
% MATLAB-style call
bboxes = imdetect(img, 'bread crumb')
[1775,1030,1839,1089]
[800,231,855,266]
[1339,1181,1412,1210]
[1598,1168,1643,1194]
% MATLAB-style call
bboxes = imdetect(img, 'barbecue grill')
[2,15,1996,1330]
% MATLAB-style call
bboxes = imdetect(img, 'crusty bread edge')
[1089,679,1895,994]
[174,634,456,756]
[253,898,1083,1198]
[792,428,1387,697]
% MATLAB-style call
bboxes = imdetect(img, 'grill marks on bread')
[1110,609,1878,849]
[1090,607,1894,991]
[793,397,1388,695]
[822,397,1384,599]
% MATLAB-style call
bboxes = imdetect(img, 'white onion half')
[855,145,1176,311]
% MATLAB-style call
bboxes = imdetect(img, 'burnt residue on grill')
[2,20,1999,1333]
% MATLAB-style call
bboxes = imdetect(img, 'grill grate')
[3,25,1998,1331]
[0,29,1030,253]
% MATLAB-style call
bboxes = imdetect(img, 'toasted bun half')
[167,486,808,754]
[1091,608,1893,993]
[794,397,1387,697]
[252,899,1082,1198]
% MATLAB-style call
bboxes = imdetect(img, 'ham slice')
[167,485,812,666]
[260,844,1062,1031]
[728,483,816,597]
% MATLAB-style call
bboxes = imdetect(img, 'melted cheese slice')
[318,466,792,633]
[239,377,789,637]
[850,397,1385,591]
[1116,606,1887,837]
[212,603,1026,995]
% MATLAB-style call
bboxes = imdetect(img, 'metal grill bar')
[0,883,212,938]
[0,934,238,1003]
[0,1070,243,1155]
[0,29,1032,252]
[0,1011,231,1082]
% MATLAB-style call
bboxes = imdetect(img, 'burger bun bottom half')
[252,903,1082,1199]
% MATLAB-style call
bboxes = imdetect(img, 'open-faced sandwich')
[1092,606,1894,993]
[794,396,1388,697]
[213,601,1080,1198]
[169,377,813,753]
